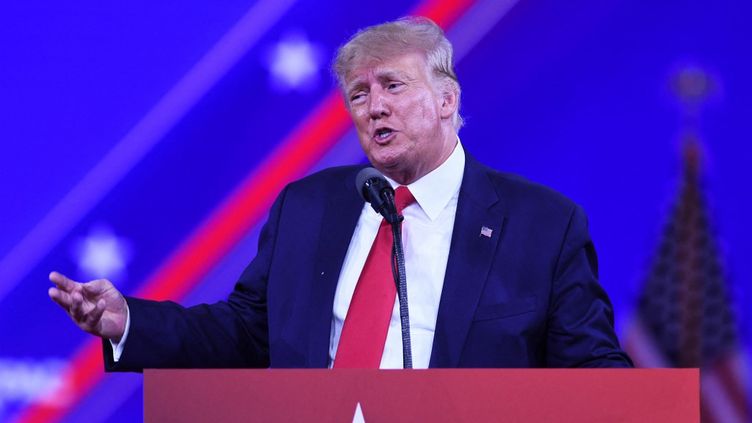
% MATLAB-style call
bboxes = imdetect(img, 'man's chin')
[370,159,400,175]
[374,163,419,185]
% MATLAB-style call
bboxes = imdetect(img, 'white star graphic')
[265,32,323,92]
[71,224,132,281]
[352,402,365,423]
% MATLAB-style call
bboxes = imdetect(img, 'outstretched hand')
[48,271,128,342]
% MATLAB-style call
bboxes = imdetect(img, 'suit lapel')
[430,155,506,367]
[306,167,365,367]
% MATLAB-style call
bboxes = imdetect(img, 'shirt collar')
[385,139,465,221]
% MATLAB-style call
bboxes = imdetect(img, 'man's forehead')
[344,53,426,86]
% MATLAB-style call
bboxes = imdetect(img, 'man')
[49,17,632,369]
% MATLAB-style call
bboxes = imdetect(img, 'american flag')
[625,139,750,423]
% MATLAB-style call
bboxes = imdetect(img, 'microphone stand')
[390,220,413,369]
[382,190,413,369]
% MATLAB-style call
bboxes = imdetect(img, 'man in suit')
[48,17,632,369]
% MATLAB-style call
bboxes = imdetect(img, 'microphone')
[355,167,401,224]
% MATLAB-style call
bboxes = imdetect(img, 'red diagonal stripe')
[415,0,473,24]
[16,2,476,422]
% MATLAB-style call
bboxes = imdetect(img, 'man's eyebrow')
[345,79,368,94]
[376,69,411,81]
[345,69,414,93]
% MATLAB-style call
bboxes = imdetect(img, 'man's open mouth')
[373,127,396,142]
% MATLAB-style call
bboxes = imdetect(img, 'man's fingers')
[49,271,77,292]
[49,272,111,337]
[69,292,86,321]
[84,299,106,327]
[49,283,88,321]
[48,287,73,309]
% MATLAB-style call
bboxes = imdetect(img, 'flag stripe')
[12,1,478,422]
[703,371,746,423]
[623,319,669,368]
[714,356,750,418]
[700,396,718,423]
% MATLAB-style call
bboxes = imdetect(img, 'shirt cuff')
[109,303,130,362]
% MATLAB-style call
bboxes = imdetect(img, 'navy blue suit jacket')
[106,153,632,370]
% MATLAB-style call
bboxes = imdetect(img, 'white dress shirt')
[330,142,465,368]
[114,143,465,367]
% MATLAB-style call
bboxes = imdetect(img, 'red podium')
[144,369,698,422]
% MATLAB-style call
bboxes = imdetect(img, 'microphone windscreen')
[355,167,386,202]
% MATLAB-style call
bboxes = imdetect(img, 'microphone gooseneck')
[390,221,412,369]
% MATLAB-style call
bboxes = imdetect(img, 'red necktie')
[334,186,416,368]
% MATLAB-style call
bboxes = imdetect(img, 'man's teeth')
[376,130,392,139]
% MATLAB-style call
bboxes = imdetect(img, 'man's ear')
[439,85,459,120]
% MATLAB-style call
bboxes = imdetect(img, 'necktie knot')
[394,186,416,215]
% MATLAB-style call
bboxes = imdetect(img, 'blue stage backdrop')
[1,1,749,422]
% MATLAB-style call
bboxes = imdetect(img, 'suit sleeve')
[545,205,633,368]
[104,186,290,371]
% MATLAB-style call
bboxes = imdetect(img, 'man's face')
[344,53,456,184]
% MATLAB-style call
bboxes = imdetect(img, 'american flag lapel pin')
[480,226,493,238]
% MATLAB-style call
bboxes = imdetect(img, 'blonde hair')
[333,16,463,130]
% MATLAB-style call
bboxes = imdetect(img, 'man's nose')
[368,90,390,119]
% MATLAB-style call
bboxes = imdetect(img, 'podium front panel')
[144,368,698,422]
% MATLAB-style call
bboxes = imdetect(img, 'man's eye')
[350,93,365,102]
[388,82,402,90]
